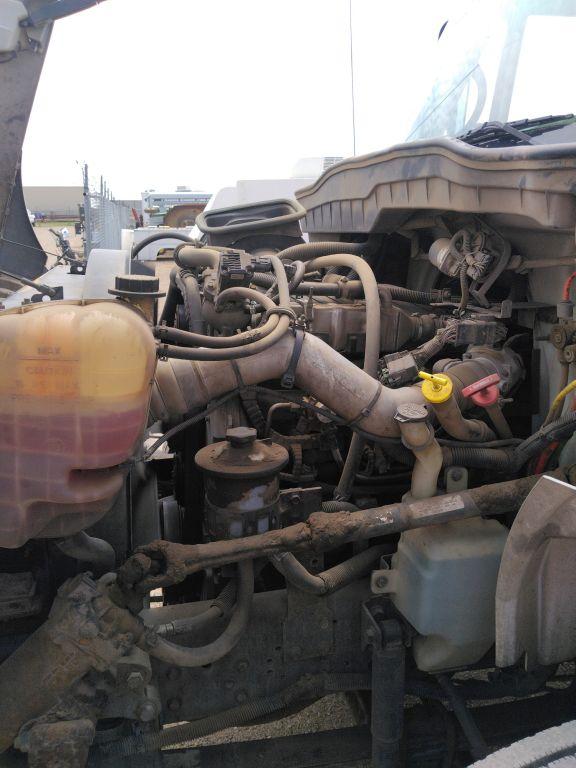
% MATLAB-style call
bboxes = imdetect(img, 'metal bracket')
[362,601,405,768]
[283,585,334,662]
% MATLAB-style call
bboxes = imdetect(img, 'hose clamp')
[346,383,383,427]
[281,327,306,389]
[263,306,298,323]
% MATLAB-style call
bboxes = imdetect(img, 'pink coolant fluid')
[0,300,157,547]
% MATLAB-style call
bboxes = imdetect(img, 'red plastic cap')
[461,373,501,407]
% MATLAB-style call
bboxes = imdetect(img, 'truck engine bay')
[3,1,576,766]
[1,134,576,766]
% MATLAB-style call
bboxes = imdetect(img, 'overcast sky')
[22,0,457,199]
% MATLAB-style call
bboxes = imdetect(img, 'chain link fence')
[82,164,134,254]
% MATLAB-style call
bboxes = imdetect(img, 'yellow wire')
[544,378,576,426]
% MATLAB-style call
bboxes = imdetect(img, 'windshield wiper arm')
[0,266,61,300]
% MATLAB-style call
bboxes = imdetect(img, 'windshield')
[408,0,576,141]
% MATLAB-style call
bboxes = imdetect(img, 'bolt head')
[167,697,182,713]
[137,700,158,722]
[127,672,144,691]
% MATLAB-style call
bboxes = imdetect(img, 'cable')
[562,271,576,301]
[143,391,240,460]
[131,231,199,260]
[543,376,576,427]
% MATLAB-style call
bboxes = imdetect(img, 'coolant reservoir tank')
[0,301,157,548]
[390,518,508,672]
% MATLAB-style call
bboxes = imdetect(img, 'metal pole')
[83,163,92,257]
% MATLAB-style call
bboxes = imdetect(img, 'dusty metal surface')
[496,474,576,667]
[0,3,52,278]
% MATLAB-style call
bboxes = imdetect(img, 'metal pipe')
[432,396,496,443]
[126,473,553,591]
[152,331,506,439]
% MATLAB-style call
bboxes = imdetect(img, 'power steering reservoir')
[195,427,288,539]
[0,300,157,548]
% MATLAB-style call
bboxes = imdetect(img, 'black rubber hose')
[143,560,253,668]
[252,274,448,303]
[158,266,180,327]
[277,241,367,262]
[131,231,199,260]
[175,270,204,333]
[100,673,371,758]
[442,412,576,472]
[443,446,512,471]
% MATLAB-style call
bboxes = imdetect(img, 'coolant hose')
[131,231,199,260]
[157,291,278,348]
[304,255,381,501]
[270,544,388,595]
[173,245,221,271]
[277,240,367,262]
[267,259,307,299]
[175,270,204,333]
[144,560,253,667]
[155,255,292,359]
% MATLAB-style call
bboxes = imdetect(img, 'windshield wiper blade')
[459,114,576,148]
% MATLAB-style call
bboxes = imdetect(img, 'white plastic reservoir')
[390,518,508,672]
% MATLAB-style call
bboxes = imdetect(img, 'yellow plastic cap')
[418,371,453,403]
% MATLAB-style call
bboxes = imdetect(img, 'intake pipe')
[152,331,522,440]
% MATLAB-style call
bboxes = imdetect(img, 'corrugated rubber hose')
[97,672,371,759]
[269,544,388,595]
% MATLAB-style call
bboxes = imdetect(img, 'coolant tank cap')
[394,403,429,424]
[418,371,453,404]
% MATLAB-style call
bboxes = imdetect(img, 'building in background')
[23,186,83,219]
